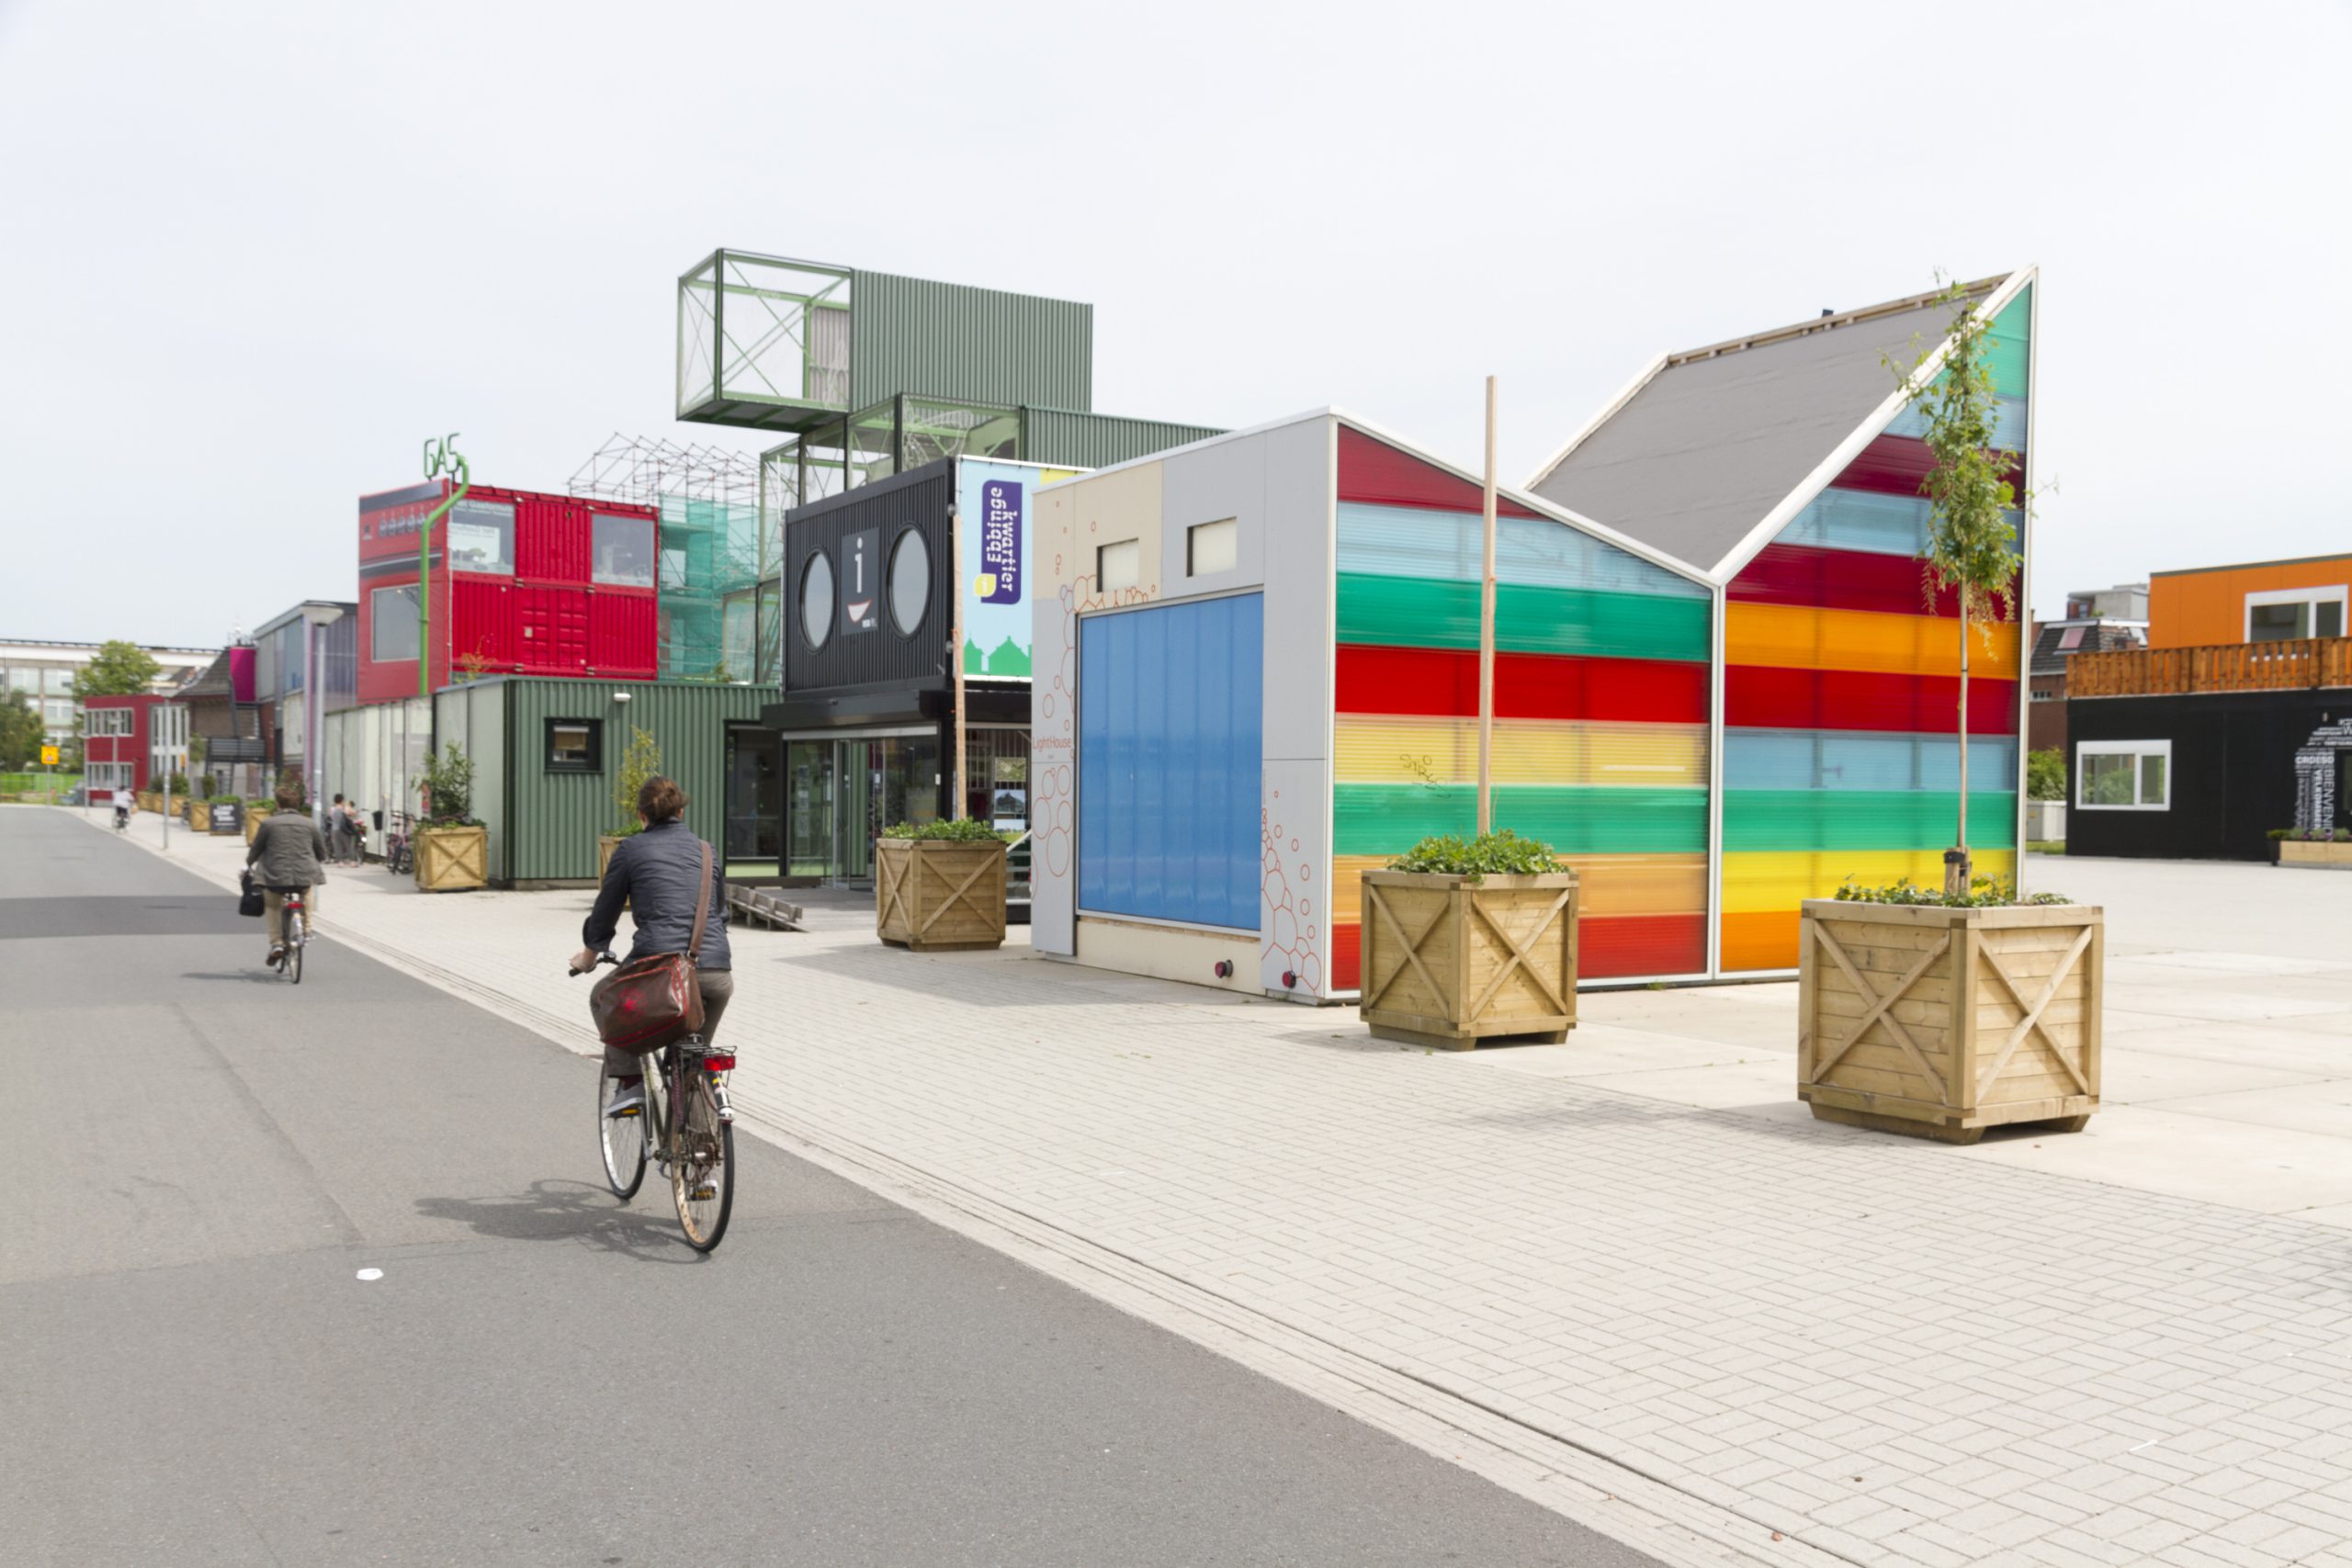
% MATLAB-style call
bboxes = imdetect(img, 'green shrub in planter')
[1385,829,1561,881]
[881,818,1015,842]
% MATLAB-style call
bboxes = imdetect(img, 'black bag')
[238,870,266,919]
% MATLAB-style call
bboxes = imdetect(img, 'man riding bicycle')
[572,775,733,1116]
[112,793,132,830]
[245,781,328,967]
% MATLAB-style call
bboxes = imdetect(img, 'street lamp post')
[300,604,345,830]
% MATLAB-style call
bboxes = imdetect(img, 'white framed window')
[1186,518,1238,577]
[1097,539,1141,592]
[2245,586,2347,643]
[371,585,422,662]
[2078,739,2170,811]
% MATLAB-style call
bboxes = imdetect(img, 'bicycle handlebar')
[567,951,618,977]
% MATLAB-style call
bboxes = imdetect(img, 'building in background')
[356,480,661,705]
[670,249,1222,884]
[1529,272,2038,973]
[2027,583,2148,750]
[251,602,356,788]
[568,436,764,684]
[0,639,214,749]
[2064,552,2351,860]
[80,693,170,800]
[179,645,265,797]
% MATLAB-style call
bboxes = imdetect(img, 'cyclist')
[245,780,329,967]
[112,792,132,831]
[571,775,732,1116]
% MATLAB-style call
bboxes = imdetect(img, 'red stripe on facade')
[1336,645,1709,724]
[1330,910,1703,991]
[1724,666,2018,734]
[1833,434,2025,500]
[1731,543,1964,617]
[1337,426,1541,518]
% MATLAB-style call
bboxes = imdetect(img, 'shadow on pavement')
[179,969,285,985]
[414,1179,713,1264]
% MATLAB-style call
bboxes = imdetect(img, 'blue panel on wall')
[1079,593,1264,931]
[1724,728,2018,792]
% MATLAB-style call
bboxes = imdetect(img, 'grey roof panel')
[1532,285,2000,575]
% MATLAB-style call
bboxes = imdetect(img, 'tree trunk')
[1947,597,1972,896]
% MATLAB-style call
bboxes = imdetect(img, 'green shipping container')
[432,677,778,886]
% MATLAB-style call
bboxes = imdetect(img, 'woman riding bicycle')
[245,780,328,967]
[572,776,732,1116]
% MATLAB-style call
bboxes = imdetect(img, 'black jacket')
[583,819,731,972]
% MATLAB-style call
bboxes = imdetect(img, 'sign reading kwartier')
[956,459,1076,682]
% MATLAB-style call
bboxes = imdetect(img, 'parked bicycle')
[383,811,414,876]
[271,886,309,985]
[573,951,735,1251]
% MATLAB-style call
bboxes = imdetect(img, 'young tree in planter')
[612,727,662,838]
[1895,283,2030,894]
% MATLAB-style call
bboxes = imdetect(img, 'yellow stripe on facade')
[1331,852,1708,923]
[1719,848,2018,913]
[1725,603,2019,679]
[1335,716,1708,788]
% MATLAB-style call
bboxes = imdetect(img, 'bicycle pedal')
[610,1107,640,1118]
[690,1185,717,1201]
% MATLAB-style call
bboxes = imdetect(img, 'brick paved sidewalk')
[96,808,2352,1568]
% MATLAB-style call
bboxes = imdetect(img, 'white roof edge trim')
[1031,407,1335,493]
[1704,265,2038,583]
[1521,352,1670,493]
[1329,410,1714,590]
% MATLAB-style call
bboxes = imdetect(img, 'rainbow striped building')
[1028,273,2035,997]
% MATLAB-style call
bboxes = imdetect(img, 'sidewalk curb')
[88,808,1842,1568]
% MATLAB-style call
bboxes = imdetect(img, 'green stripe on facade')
[1723,790,2018,852]
[1335,784,1709,856]
[1986,286,2030,400]
[1337,575,1711,663]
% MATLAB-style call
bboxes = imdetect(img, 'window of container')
[799,550,835,649]
[1187,518,1238,577]
[1097,539,1141,593]
[370,586,422,662]
[593,513,657,588]
[547,718,601,773]
[447,499,516,576]
[888,528,931,637]
[2077,739,2169,810]
[2245,586,2347,643]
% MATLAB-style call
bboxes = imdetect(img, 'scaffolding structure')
[571,435,769,682]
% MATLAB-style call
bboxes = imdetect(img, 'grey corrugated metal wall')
[850,271,1092,413]
[1023,408,1224,469]
[484,679,777,884]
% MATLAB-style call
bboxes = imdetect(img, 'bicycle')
[573,951,736,1252]
[383,812,414,876]
[269,886,309,985]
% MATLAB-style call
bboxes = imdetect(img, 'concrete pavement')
[77,802,2352,1568]
[1,805,1647,1567]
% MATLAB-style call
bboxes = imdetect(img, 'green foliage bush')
[1385,829,1563,882]
[2026,748,2066,802]
[1833,875,2072,908]
[421,743,479,827]
[612,727,661,838]
[2270,826,2341,841]
[881,818,1012,842]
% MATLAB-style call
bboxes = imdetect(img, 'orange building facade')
[2148,554,2350,649]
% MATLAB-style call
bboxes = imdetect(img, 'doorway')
[782,729,944,886]
[723,726,782,879]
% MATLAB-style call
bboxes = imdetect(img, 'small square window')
[1097,539,1141,592]
[547,718,602,773]
[2077,740,2170,810]
[1187,518,1238,577]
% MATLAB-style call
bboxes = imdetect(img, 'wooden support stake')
[1477,376,1498,836]
[951,502,968,821]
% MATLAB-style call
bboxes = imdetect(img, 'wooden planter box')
[183,798,209,829]
[1798,899,2103,1145]
[135,791,163,815]
[414,824,490,892]
[243,805,275,844]
[2280,839,2352,868]
[875,838,1007,952]
[1359,870,1580,1050]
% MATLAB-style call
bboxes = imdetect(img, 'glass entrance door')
[783,730,943,885]
[723,727,783,878]
[786,739,835,880]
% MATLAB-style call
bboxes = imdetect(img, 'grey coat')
[583,819,731,972]
[246,812,328,889]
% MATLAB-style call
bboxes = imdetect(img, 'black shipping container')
[2067,688,2350,861]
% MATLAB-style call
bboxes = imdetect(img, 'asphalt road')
[0,807,1654,1567]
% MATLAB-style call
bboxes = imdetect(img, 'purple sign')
[980,479,1021,604]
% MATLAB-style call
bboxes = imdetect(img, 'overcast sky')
[3,0,2345,648]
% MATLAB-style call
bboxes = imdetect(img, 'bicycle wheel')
[671,1065,733,1252]
[597,1056,650,1200]
[285,912,304,986]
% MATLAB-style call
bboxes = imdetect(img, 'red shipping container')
[589,591,658,676]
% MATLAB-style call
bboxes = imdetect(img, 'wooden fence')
[2070,637,2352,697]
